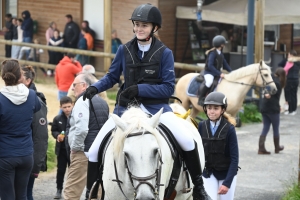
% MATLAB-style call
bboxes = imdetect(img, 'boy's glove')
[83,86,98,100]
[121,85,138,99]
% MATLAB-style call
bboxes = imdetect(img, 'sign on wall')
[83,0,104,40]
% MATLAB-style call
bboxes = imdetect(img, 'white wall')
[83,0,104,40]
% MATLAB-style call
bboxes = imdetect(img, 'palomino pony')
[175,61,277,118]
[101,107,205,200]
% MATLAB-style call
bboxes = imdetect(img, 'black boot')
[198,85,210,106]
[258,135,271,154]
[274,137,284,153]
[86,161,100,200]
[183,143,212,200]
[53,189,62,199]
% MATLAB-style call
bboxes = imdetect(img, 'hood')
[59,56,73,65]
[22,10,31,19]
[0,83,29,105]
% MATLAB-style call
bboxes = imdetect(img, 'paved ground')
[31,107,300,200]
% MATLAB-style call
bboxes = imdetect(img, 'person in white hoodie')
[0,60,41,200]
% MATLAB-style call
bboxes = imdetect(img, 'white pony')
[175,61,277,118]
[101,107,205,200]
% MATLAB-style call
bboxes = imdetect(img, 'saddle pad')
[187,76,201,97]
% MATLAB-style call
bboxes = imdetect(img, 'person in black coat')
[63,14,80,48]
[258,68,286,154]
[21,10,34,43]
[278,50,300,115]
[4,13,13,57]
[51,96,73,199]
[20,65,48,200]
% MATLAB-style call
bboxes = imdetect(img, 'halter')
[113,131,164,200]
[223,62,274,90]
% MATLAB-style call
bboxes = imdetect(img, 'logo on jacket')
[145,70,155,74]
[78,113,83,118]
[39,118,47,125]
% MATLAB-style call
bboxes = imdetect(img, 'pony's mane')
[113,107,162,159]
[224,62,270,81]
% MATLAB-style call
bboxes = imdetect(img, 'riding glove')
[83,86,98,100]
[121,85,139,99]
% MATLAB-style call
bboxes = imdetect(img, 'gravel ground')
[32,107,300,200]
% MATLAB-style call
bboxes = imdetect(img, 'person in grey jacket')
[63,73,109,200]
[20,65,48,200]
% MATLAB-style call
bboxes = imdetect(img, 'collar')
[138,42,151,58]
[216,49,221,54]
[210,117,222,128]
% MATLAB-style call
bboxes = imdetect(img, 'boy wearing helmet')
[198,35,232,106]
[84,3,211,200]
[199,92,239,200]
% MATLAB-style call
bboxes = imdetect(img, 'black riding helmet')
[212,35,227,48]
[203,92,227,114]
[129,4,162,41]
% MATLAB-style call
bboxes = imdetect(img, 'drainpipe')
[196,0,204,29]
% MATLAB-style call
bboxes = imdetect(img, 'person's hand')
[264,93,271,99]
[83,86,98,101]
[57,134,65,142]
[218,185,229,195]
[121,85,139,99]
[220,73,225,78]
[71,150,77,154]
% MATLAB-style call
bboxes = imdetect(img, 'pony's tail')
[223,112,237,126]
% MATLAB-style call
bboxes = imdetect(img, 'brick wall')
[17,0,83,66]
[112,0,158,44]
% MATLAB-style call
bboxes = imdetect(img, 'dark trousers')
[5,44,12,58]
[284,79,299,112]
[260,113,280,137]
[56,147,70,189]
[26,176,35,200]
[0,154,33,200]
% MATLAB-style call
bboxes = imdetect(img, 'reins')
[222,63,274,89]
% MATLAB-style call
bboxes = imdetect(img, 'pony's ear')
[148,108,163,128]
[110,114,127,132]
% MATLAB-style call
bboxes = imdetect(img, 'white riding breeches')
[88,111,196,162]
[204,74,214,87]
[159,112,195,151]
[203,174,237,200]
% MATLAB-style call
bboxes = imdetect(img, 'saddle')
[196,74,219,95]
[93,124,191,200]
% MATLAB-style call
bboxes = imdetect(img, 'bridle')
[113,131,164,200]
[223,62,274,89]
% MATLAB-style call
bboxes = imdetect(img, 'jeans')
[11,39,22,59]
[27,176,35,200]
[0,154,33,200]
[260,113,280,137]
[23,37,32,43]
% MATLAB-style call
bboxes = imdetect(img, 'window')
[293,23,300,46]
[5,0,17,17]
[83,0,104,40]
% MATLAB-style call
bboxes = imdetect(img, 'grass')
[46,131,56,171]
[106,89,118,100]
[282,183,300,200]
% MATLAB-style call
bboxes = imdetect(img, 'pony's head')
[111,107,163,200]
[256,60,277,95]
[224,60,277,95]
